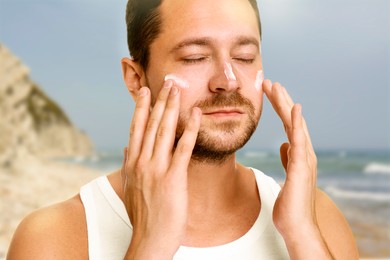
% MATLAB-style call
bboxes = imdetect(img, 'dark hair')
[125,0,262,70]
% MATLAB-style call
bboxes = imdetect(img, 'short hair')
[125,0,262,70]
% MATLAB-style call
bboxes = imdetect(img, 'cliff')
[0,43,94,167]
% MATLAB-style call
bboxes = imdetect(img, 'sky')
[0,0,389,152]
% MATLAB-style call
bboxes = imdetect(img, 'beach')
[0,156,102,258]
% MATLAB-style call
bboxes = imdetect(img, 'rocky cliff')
[0,44,94,167]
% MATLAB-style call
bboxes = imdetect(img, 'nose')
[208,61,240,93]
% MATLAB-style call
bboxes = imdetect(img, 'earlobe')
[121,57,145,100]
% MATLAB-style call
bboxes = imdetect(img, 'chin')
[190,122,256,164]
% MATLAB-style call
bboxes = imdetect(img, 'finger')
[281,87,316,162]
[169,107,202,177]
[264,81,316,170]
[290,105,318,189]
[280,87,314,150]
[262,79,272,93]
[139,80,173,159]
[288,104,307,173]
[274,84,293,134]
[281,86,308,143]
[127,87,151,162]
[279,142,290,172]
[264,82,293,137]
[152,86,181,163]
[279,86,299,142]
[301,117,316,159]
[280,85,294,108]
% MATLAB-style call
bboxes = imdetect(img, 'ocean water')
[65,149,390,256]
[236,149,390,203]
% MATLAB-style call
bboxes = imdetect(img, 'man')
[7,0,359,259]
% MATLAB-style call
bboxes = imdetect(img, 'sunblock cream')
[224,62,237,81]
[254,70,263,92]
[164,74,190,89]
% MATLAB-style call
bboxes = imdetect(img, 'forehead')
[158,0,260,45]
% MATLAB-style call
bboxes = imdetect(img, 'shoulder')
[315,188,359,259]
[7,195,88,259]
[250,167,282,196]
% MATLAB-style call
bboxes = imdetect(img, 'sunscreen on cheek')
[254,70,264,92]
[224,62,237,81]
[164,74,190,89]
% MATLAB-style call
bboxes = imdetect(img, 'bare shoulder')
[315,188,359,259]
[7,194,88,260]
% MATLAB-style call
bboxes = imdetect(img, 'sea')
[64,148,390,257]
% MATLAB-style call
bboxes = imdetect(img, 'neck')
[186,153,243,212]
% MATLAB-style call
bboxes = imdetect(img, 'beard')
[175,92,260,164]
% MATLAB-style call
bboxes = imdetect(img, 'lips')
[202,107,244,116]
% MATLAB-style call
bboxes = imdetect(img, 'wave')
[325,186,390,202]
[363,162,390,175]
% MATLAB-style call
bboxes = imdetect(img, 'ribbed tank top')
[80,168,289,259]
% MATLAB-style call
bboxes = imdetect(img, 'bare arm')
[316,189,359,259]
[7,196,88,260]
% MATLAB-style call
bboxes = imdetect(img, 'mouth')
[202,107,244,117]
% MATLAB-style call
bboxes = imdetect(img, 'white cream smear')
[164,74,190,89]
[254,70,264,92]
[224,62,237,81]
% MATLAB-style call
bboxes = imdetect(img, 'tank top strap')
[80,176,132,260]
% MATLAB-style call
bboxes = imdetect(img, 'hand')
[263,80,333,259]
[121,81,202,259]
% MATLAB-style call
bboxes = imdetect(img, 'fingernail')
[170,86,179,96]
[262,79,270,91]
[138,87,148,96]
[163,80,173,89]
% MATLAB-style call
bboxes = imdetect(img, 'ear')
[121,57,146,100]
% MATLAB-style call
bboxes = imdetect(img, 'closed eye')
[233,57,255,64]
[181,56,209,64]
[182,57,207,64]
[179,53,211,64]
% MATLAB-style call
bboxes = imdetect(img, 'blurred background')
[0,0,389,258]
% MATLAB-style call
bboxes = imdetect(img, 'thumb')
[280,142,290,172]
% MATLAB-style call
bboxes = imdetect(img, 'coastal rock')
[0,43,94,167]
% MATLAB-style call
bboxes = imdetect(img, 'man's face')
[145,0,263,162]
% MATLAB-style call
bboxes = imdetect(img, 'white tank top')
[80,168,289,259]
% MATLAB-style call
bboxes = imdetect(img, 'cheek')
[234,66,264,113]
[248,90,263,116]
[179,87,205,109]
[233,64,263,93]
[165,64,211,90]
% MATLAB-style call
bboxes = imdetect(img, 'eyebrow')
[169,36,260,54]
[235,36,260,49]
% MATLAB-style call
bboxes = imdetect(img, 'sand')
[0,156,102,258]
